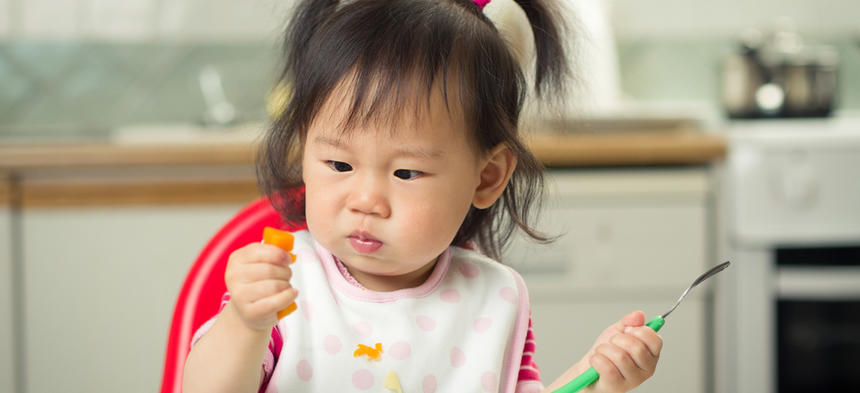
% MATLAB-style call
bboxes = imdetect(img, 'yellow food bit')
[384,371,403,393]
[353,343,383,361]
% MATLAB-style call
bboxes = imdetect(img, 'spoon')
[554,261,732,393]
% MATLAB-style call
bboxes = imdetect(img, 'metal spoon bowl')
[660,261,732,319]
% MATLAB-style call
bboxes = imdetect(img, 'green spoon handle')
[551,316,665,393]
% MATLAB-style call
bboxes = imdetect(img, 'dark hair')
[258,0,569,260]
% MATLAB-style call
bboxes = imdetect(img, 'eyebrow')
[313,135,445,159]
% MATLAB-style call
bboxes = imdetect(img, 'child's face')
[302,84,484,292]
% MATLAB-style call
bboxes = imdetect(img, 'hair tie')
[472,0,491,10]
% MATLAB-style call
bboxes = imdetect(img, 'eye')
[327,160,353,172]
[393,169,423,180]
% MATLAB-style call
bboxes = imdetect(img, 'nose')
[346,173,391,218]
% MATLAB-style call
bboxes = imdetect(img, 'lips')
[348,231,383,254]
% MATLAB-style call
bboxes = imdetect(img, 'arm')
[542,311,663,393]
[183,302,272,393]
[183,242,299,393]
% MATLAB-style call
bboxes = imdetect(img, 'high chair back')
[160,193,306,393]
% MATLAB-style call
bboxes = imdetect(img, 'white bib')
[265,230,530,393]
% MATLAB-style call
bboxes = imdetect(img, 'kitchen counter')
[0,129,726,207]
[526,130,726,167]
[0,130,726,169]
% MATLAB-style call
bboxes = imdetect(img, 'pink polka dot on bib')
[296,359,313,381]
[323,334,342,354]
[422,374,437,393]
[416,315,436,331]
[352,369,374,390]
[481,371,499,392]
[473,317,492,333]
[440,288,461,302]
[450,346,466,367]
[389,341,411,359]
[500,286,517,303]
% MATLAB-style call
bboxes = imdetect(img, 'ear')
[472,143,517,209]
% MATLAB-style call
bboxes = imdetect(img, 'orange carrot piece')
[353,343,383,360]
[262,227,298,318]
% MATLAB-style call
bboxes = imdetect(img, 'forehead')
[308,70,471,144]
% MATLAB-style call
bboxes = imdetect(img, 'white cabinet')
[505,168,713,393]
[19,204,245,393]
[1,182,16,393]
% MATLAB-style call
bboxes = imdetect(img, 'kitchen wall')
[610,0,860,110]
[1,0,859,133]
[0,0,294,136]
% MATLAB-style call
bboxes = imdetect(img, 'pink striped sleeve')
[515,314,544,392]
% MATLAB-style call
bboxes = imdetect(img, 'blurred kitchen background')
[1,1,859,393]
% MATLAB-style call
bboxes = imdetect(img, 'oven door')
[775,246,860,393]
[777,299,860,392]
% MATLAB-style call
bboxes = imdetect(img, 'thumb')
[619,310,646,329]
[589,310,647,353]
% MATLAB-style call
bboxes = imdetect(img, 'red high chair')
[160,190,306,393]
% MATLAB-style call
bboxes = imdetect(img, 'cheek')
[395,185,473,242]
[302,168,337,230]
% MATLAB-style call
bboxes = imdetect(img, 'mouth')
[348,231,383,254]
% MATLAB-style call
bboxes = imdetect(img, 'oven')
[716,116,860,393]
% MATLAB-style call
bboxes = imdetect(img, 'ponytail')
[510,0,570,98]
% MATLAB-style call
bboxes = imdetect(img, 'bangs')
[317,64,464,138]
[282,0,523,146]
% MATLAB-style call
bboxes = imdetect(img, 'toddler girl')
[184,0,662,392]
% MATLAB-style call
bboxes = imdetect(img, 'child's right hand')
[224,242,299,331]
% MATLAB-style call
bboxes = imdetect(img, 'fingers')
[612,329,660,372]
[241,279,293,302]
[224,243,300,330]
[231,243,293,267]
[590,310,649,356]
[232,262,293,284]
[591,343,635,379]
[245,287,299,316]
[589,320,663,391]
[624,325,663,358]
[225,287,299,331]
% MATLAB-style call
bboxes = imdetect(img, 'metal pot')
[721,30,839,118]
[779,48,838,117]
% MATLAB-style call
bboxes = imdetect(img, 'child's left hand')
[545,311,663,393]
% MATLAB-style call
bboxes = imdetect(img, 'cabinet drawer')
[504,170,709,294]
[728,143,860,243]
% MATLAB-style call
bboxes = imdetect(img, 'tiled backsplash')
[0,42,281,133]
[1,0,291,41]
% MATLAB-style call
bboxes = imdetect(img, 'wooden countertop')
[0,130,726,207]
[0,143,256,170]
[527,130,726,167]
[0,172,11,205]
[0,130,726,170]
